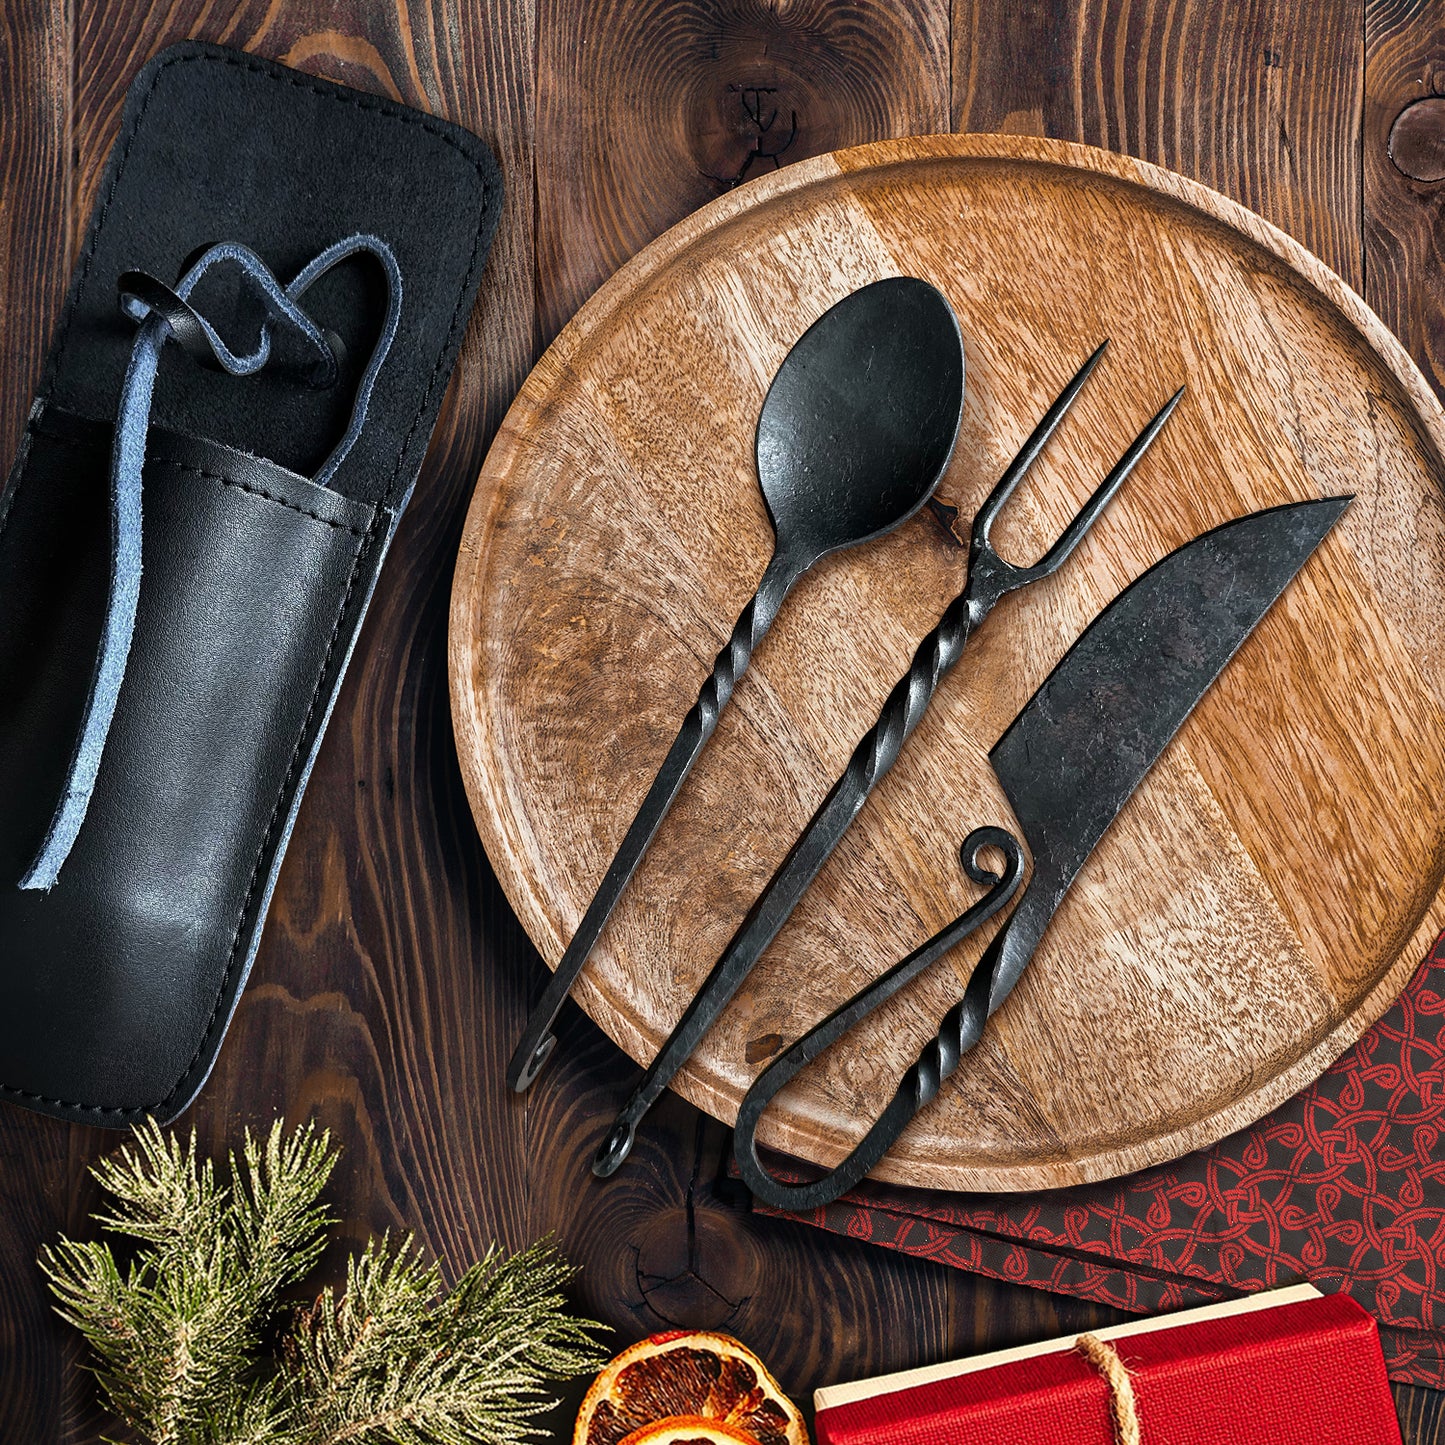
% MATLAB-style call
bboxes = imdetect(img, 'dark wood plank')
[534,0,953,338]
[0,0,69,467]
[0,10,98,1442]
[1365,0,1445,403]
[952,0,1364,286]
[1399,1381,1445,1445]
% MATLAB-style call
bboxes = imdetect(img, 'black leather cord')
[117,269,347,388]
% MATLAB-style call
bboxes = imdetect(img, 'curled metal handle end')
[592,1117,636,1178]
[959,824,1019,886]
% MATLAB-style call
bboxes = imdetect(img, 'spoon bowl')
[756,275,965,566]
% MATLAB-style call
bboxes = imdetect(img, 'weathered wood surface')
[2,0,1444,1439]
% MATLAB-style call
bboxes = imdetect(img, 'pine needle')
[41,1119,605,1445]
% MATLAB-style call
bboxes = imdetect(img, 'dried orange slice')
[619,1418,763,1445]
[573,1330,808,1445]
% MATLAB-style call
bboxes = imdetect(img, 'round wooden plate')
[449,135,1445,1192]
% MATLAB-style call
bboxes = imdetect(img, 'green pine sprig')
[40,1119,604,1445]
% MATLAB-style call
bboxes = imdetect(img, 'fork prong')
[972,339,1110,549]
[1025,384,1185,580]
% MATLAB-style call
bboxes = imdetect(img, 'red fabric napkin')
[750,934,1445,1388]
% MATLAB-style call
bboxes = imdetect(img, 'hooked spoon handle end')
[507,546,804,1093]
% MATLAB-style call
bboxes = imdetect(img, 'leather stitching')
[26,426,369,537]
[151,456,368,536]
[0,46,495,1115]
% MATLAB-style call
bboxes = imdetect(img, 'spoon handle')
[591,585,985,1176]
[507,548,802,1091]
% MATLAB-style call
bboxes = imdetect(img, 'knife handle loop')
[733,827,1024,1212]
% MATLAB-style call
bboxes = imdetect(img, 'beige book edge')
[814,1281,1324,1412]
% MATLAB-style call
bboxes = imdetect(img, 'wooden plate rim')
[449,133,1445,1191]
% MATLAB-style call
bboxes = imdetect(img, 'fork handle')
[591,584,989,1175]
[507,547,803,1091]
[855,586,989,785]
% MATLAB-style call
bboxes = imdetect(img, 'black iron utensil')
[732,494,1352,1211]
[593,348,1184,1177]
[509,276,966,1091]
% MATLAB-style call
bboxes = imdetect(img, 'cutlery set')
[508,276,1349,1209]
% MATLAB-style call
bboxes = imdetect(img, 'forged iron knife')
[732,494,1353,1212]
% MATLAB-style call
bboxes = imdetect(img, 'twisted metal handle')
[901,875,1057,1118]
[695,558,792,727]
[732,827,1026,1211]
[856,589,988,789]
[899,949,996,1115]
[508,548,803,1091]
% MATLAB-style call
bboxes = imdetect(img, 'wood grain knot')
[1389,98,1445,182]
[279,31,407,100]
[534,0,947,335]
[561,0,945,193]
[745,1033,784,1064]
[634,1206,761,1329]
[677,2,939,190]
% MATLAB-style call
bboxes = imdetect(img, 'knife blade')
[982,492,1351,1010]
[732,494,1352,1211]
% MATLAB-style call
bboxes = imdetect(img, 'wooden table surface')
[4,2,1445,1441]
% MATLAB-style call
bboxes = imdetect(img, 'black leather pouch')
[0,43,501,1124]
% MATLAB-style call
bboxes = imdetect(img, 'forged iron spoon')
[507,275,967,1091]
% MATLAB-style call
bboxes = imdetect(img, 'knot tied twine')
[1075,1334,1141,1445]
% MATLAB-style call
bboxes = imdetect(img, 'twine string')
[1075,1333,1141,1445]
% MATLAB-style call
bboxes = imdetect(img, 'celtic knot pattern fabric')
[755,935,1445,1386]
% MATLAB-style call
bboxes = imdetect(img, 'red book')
[813,1285,1401,1444]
